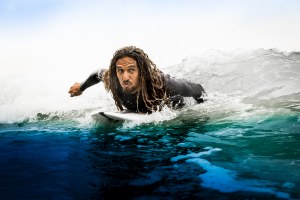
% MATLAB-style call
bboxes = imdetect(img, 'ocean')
[0,49,299,199]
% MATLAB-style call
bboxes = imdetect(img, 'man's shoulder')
[161,72,171,81]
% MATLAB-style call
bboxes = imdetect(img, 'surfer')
[68,46,206,113]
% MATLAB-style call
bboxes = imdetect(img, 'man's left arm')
[164,74,206,103]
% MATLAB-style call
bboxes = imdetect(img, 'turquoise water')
[1,49,300,199]
[1,105,299,199]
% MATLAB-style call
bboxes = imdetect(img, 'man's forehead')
[116,56,137,67]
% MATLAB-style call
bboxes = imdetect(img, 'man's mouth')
[122,81,131,86]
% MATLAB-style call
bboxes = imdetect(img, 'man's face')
[116,57,140,94]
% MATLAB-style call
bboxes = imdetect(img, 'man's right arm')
[68,69,105,97]
[80,69,105,91]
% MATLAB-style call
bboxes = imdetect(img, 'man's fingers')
[68,83,82,97]
[69,86,75,91]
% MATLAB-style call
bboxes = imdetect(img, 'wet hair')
[103,46,167,112]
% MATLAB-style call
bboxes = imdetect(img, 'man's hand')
[68,82,83,97]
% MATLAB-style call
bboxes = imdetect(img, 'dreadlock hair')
[103,46,167,112]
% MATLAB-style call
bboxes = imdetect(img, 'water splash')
[1,49,299,124]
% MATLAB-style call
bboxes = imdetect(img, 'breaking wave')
[0,48,299,125]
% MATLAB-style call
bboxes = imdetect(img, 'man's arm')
[68,69,105,97]
[164,74,206,103]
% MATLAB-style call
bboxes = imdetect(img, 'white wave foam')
[164,49,300,100]
[1,49,299,124]
[120,107,178,129]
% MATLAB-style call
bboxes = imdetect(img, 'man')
[68,46,206,113]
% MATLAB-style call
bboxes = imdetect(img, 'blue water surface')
[1,49,300,199]
[0,109,299,200]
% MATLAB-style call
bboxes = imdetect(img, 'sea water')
[0,49,299,199]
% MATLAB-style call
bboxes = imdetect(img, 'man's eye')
[117,69,123,73]
[128,69,135,73]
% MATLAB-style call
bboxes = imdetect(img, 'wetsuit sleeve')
[164,74,206,103]
[80,69,106,92]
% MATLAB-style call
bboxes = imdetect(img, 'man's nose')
[123,71,130,80]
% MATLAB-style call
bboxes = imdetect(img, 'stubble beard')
[122,85,139,94]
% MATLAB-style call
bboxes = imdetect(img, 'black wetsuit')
[80,69,206,113]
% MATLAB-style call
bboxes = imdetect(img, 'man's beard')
[122,85,139,94]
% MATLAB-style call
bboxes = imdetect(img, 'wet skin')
[116,57,141,94]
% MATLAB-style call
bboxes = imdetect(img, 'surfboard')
[91,111,148,122]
